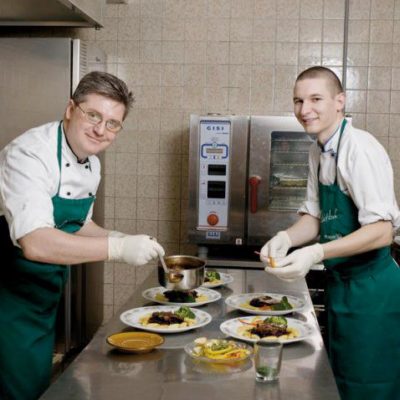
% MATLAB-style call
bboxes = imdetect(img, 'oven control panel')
[197,119,230,231]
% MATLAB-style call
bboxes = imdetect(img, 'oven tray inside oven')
[270,175,308,188]
[272,139,313,153]
[269,198,305,210]
[272,152,309,164]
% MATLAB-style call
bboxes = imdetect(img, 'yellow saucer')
[106,332,164,354]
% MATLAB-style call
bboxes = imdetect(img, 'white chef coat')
[298,118,400,229]
[0,121,101,246]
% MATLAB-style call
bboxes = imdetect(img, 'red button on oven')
[207,214,219,226]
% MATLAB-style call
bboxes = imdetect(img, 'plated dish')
[106,332,164,354]
[120,305,212,333]
[220,315,313,344]
[202,271,234,288]
[142,286,221,307]
[184,337,252,363]
[225,292,305,315]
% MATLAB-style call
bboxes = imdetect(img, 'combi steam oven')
[188,114,315,248]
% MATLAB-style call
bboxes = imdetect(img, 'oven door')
[247,116,314,246]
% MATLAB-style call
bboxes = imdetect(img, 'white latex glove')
[108,230,126,238]
[108,235,165,266]
[264,243,324,281]
[259,231,292,264]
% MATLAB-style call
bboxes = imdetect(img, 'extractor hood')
[0,0,104,28]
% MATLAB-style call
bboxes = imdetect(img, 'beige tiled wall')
[72,0,400,321]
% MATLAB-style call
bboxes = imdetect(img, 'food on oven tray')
[241,295,293,311]
[155,289,208,303]
[271,175,308,188]
[238,316,299,340]
[279,178,307,187]
[204,271,221,284]
[191,337,251,361]
[139,306,196,329]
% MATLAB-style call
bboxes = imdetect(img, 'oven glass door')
[247,116,315,245]
[269,131,312,211]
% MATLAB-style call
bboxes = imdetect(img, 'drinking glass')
[254,341,283,382]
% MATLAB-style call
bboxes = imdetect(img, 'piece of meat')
[148,311,184,325]
[249,296,280,308]
[163,290,198,303]
[250,322,288,338]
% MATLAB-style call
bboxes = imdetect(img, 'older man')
[0,71,164,400]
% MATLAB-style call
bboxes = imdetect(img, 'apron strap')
[317,118,347,184]
[333,118,347,185]
[56,122,63,195]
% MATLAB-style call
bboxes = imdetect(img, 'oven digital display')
[208,164,226,176]
[206,148,224,154]
[207,181,226,198]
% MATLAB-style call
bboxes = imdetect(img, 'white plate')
[225,292,305,315]
[120,306,212,333]
[202,272,234,288]
[220,316,313,344]
[184,339,252,363]
[142,286,221,307]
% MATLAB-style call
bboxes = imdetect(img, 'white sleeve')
[341,141,399,226]
[298,144,321,218]
[0,142,57,246]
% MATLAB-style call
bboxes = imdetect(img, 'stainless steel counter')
[41,269,340,400]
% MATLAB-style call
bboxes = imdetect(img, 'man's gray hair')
[72,71,134,119]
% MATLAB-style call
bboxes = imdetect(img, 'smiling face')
[63,93,126,160]
[293,77,345,144]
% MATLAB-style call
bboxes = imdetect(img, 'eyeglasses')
[75,103,123,133]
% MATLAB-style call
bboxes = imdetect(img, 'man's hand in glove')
[264,243,324,281]
[259,231,292,264]
[108,234,165,266]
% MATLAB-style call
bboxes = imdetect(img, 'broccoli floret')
[205,271,221,281]
[264,316,288,327]
[175,306,195,320]
[271,296,293,311]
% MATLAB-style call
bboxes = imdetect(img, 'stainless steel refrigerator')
[0,37,105,364]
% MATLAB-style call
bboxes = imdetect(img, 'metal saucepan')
[158,255,206,291]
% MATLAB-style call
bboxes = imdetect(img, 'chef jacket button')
[66,163,70,167]
[85,165,89,169]
[89,192,93,196]
[67,192,71,196]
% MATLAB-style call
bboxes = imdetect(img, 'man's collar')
[318,118,345,153]
[77,157,89,164]
[61,122,90,164]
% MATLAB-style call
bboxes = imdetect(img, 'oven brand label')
[203,121,230,134]
[206,231,221,240]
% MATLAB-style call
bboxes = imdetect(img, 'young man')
[260,66,400,400]
[0,71,164,400]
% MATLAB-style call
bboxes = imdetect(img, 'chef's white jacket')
[299,119,400,230]
[0,121,101,246]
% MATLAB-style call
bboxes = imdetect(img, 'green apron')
[319,119,400,400]
[0,122,95,400]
